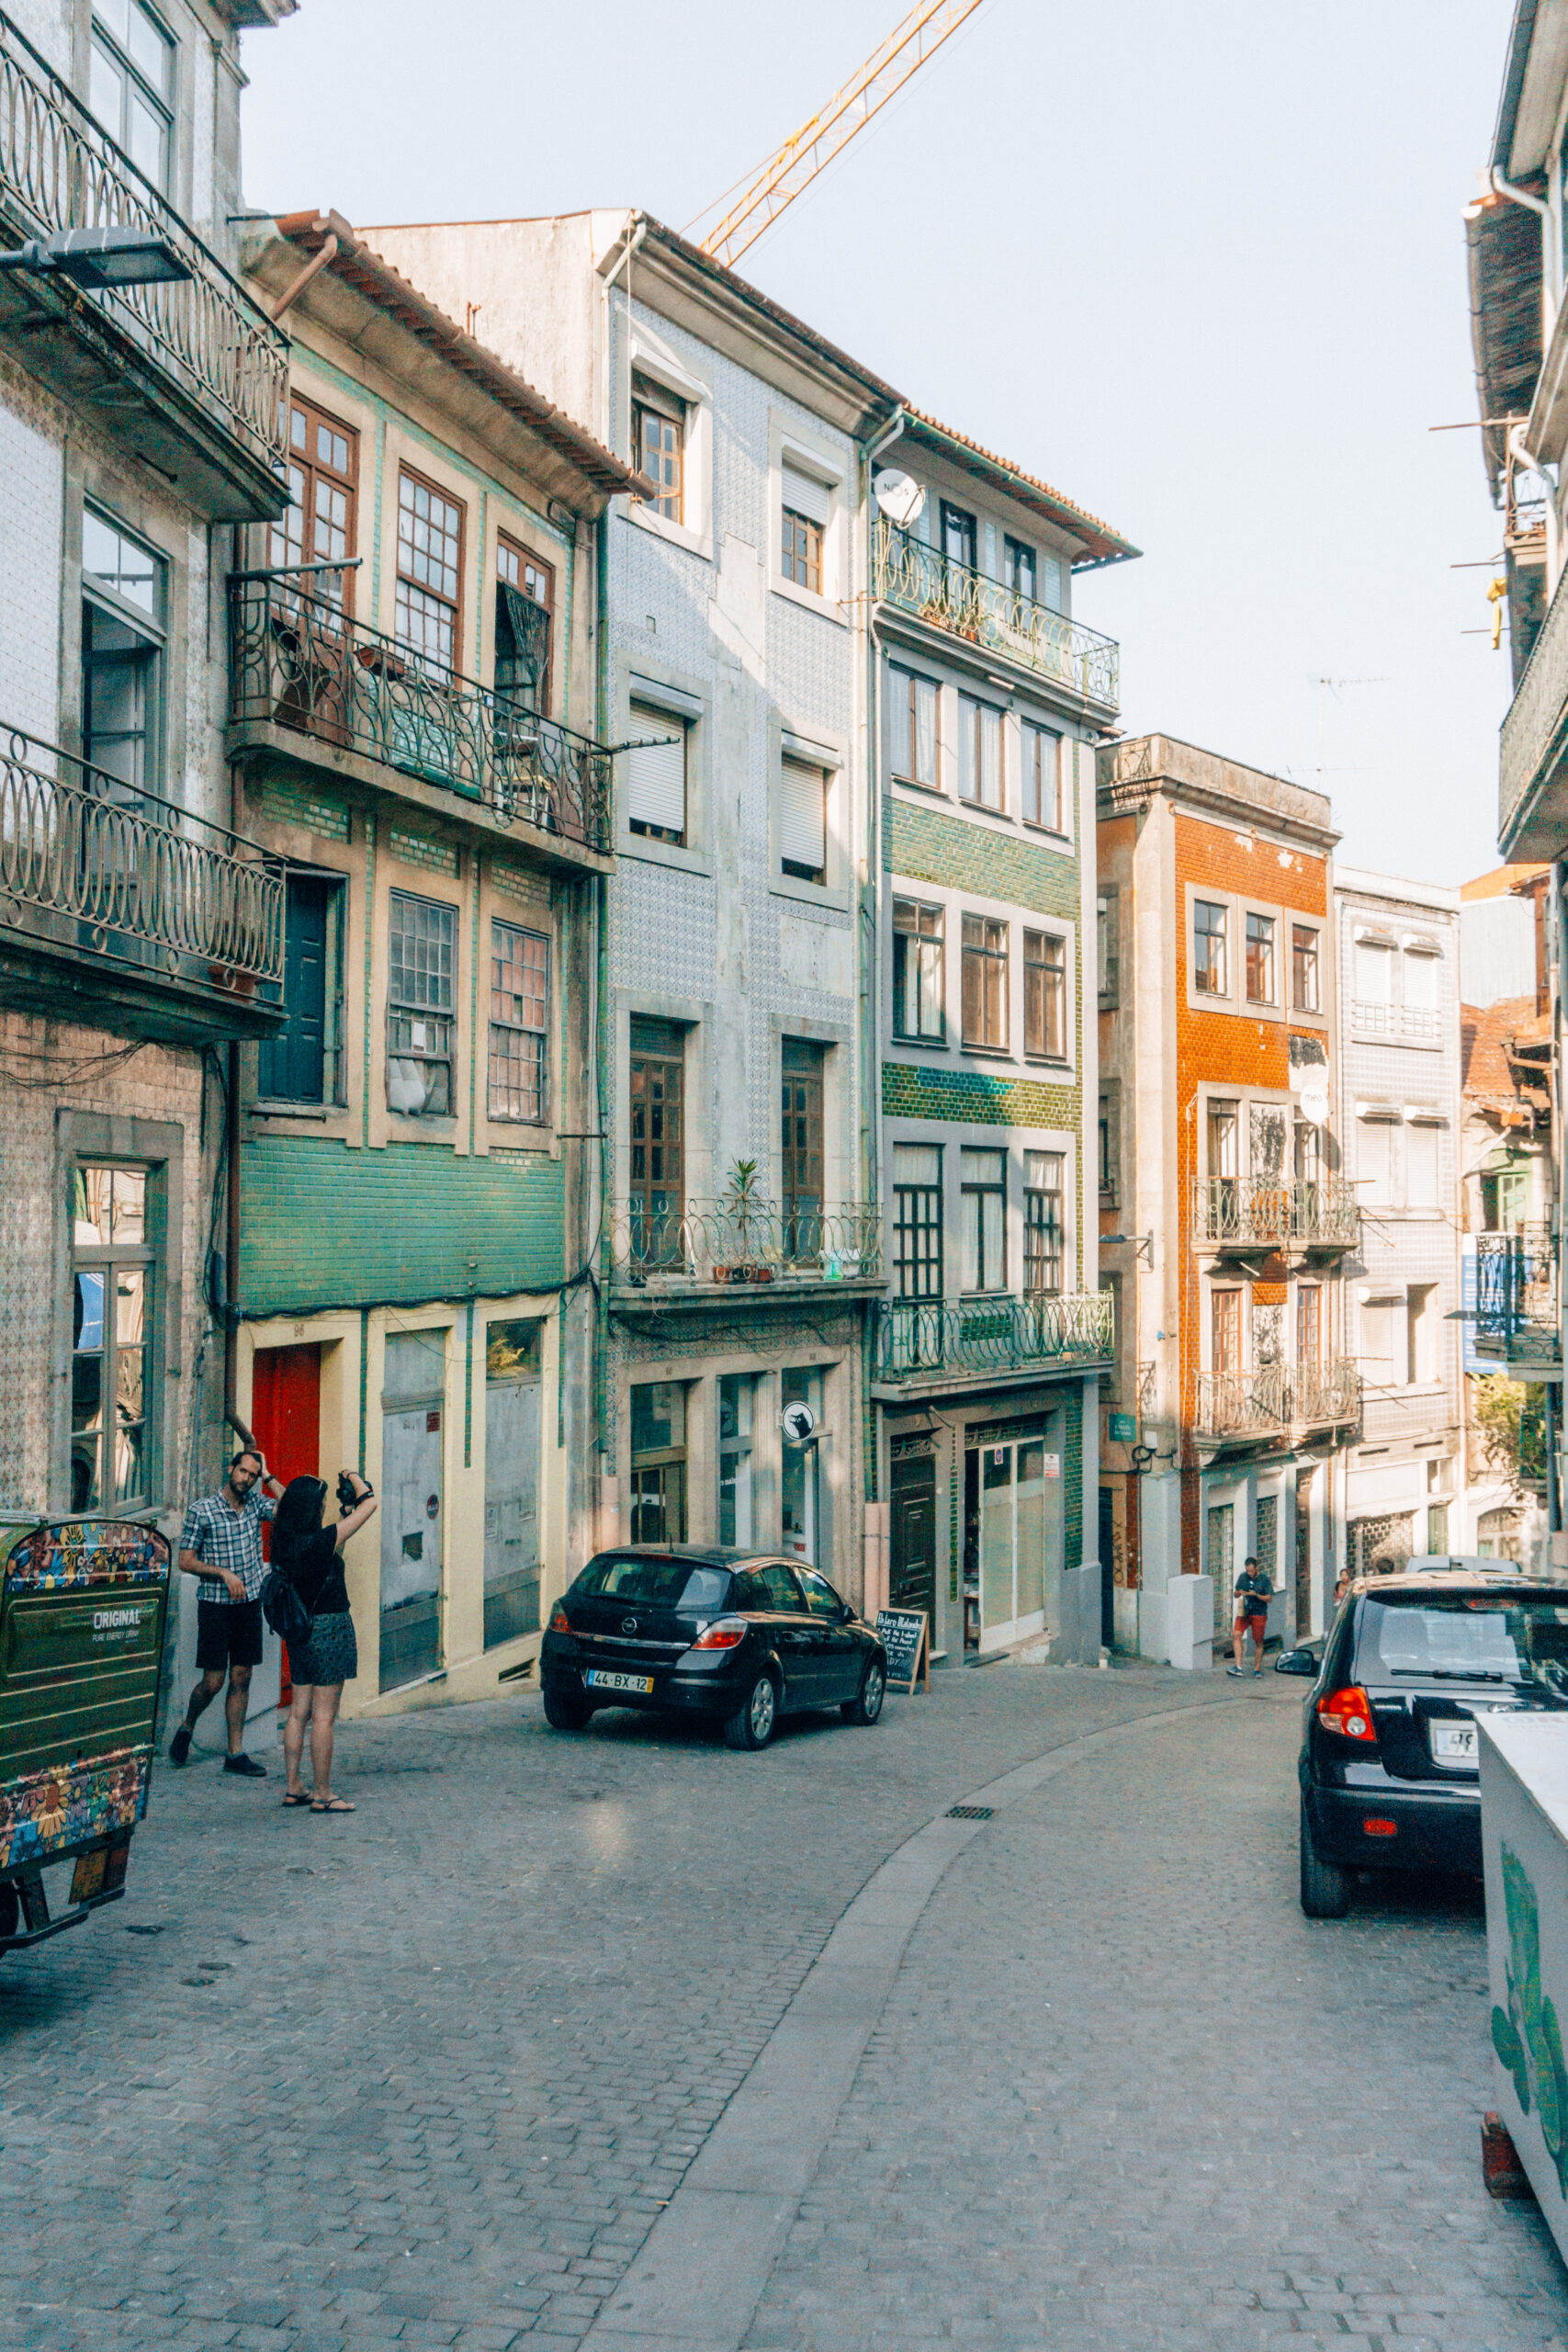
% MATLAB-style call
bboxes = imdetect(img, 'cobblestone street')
[1,1667,1564,2352]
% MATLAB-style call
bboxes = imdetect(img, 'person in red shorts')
[1227,1553,1272,1678]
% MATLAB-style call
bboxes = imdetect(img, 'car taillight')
[1317,1685,1377,1744]
[692,1617,747,1650]
[547,1601,570,1634]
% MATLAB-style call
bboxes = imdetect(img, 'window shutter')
[779,756,827,872]
[627,701,686,835]
[782,462,830,527]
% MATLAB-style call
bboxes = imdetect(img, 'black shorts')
[196,1596,264,1671]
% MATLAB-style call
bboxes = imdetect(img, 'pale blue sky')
[242,0,1512,885]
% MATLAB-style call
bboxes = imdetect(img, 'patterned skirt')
[289,1609,357,1689]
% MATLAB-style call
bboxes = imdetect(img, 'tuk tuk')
[0,1516,171,1952]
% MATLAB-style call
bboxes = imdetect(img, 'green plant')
[1473,1374,1548,1490]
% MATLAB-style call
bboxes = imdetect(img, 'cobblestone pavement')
[0,1666,1562,2350]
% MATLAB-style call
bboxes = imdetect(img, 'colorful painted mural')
[4,1521,169,1596]
[0,1746,151,1871]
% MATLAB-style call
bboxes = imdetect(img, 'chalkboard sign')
[876,1608,929,1693]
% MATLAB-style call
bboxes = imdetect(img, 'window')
[629,1381,686,1544]
[891,670,939,788]
[1097,887,1119,1006]
[1207,1098,1239,1180]
[628,1016,684,1267]
[496,536,551,716]
[1194,899,1228,996]
[718,1374,755,1547]
[1353,936,1394,1030]
[962,914,1009,1049]
[1293,1113,1320,1183]
[780,1367,823,1560]
[958,696,1003,810]
[892,899,944,1041]
[1357,1113,1397,1209]
[627,699,689,844]
[1292,922,1320,1013]
[632,374,683,522]
[779,754,829,884]
[1099,1088,1119,1205]
[1408,1283,1438,1384]
[258,876,345,1106]
[781,1038,825,1261]
[272,397,357,609]
[1405,1118,1440,1210]
[892,1144,942,1300]
[1211,1286,1242,1374]
[1359,1291,1404,1386]
[1024,929,1066,1060]
[797,1566,844,1619]
[396,469,464,675]
[781,462,829,592]
[1483,1165,1529,1232]
[1021,722,1062,831]
[386,890,456,1116]
[1297,1283,1321,1365]
[1427,1502,1450,1554]
[941,501,977,572]
[1245,911,1276,1004]
[82,508,164,796]
[1004,536,1036,601]
[71,1163,154,1511]
[489,920,548,1125]
[1404,945,1440,1036]
[90,0,174,188]
[961,1148,1007,1292]
[1024,1151,1065,1295]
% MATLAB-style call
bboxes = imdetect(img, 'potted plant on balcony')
[714,1159,770,1283]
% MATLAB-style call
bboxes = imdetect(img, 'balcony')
[610,1199,884,1311]
[1294,1358,1361,1430]
[1191,1176,1359,1255]
[872,519,1119,714]
[1349,1000,1443,1044]
[873,1292,1112,1388]
[0,725,284,1044]
[0,10,288,519]
[1194,1364,1291,1443]
[1476,1227,1561,1374]
[229,578,615,867]
[1501,555,1568,859]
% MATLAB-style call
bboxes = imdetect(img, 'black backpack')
[260,1559,311,1645]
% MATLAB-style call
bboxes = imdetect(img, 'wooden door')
[889,1446,936,1621]
[250,1342,321,1704]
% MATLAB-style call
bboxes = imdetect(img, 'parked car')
[539,1547,887,1750]
[1281,1567,1568,1917]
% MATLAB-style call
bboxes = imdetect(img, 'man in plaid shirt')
[170,1446,285,1778]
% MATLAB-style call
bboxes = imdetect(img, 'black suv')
[539,1546,888,1750]
[1286,1569,1568,1917]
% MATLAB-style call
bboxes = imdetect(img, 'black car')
[1282,1569,1568,1917]
[539,1546,888,1750]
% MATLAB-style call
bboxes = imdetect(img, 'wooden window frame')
[941,499,977,573]
[891,668,940,791]
[1024,1151,1066,1297]
[1292,922,1321,1013]
[781,506,823,593]
[395,464,466,677]
[69,1161,157,1513]
[488,918,550,1126]
[892,1158,943,1302]
[1004,534,1037,602]
[1024,928,1067,1061]
[1245,910,1277,1006]
[496,530,553,718]
[273,393,359,612]
[962,914,1010,1051]
[632,374,685,524]
[892,897,945,1042]
[1194,898,1229,997]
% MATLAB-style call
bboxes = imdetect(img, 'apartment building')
[369,211,899,1604]
[872,420,1134,1660]
[0,4,291,1565]
[225,211,641,1713]
[1335,871,1463,1576]
[1097,736,1358,1657]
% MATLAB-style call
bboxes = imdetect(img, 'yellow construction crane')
[690,0,987,272]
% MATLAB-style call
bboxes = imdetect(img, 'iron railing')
[1476,1227,1561,1365]
[1136,1360,1156,1419]
[1349,1000,1442,1042]
[612,1198,883,1284]
[1502,557,1568,852]
[872,519,1120,709]
[1191,1176,1359,1251]
[1194,1364,1292,1440]
[1294,1358,1360,1427]
[0,9,288,473]
[229,577,614,854]
[874,1291,1113,1381]
[0,726,283,990]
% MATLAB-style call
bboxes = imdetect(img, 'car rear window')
[1355,1593,1568,1691]
[574,1555,732,1612]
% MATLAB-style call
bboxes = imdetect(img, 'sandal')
[282,1792,313,1807]
[310,1796,355,1814]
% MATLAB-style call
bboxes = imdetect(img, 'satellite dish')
[779,1399,818,1447]
[873,469,925,529]
[1299,1086,1330,1124]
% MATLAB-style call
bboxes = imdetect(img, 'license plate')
[1430,1720,1479,1765]
[585,1669,654,1694]
[69,1849,107,1903]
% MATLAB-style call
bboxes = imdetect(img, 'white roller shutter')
[782,462,831,527]
[627,699,686,838]
[779,755,827,875]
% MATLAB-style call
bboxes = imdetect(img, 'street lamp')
[0,226,192,289]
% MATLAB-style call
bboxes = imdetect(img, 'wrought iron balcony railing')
[1349,999,1442,1042]
[1475,1226,1561,1366]
[0,725,283,1000]
[612,1198,883,1286]
[1293,1358,1360,1428]
[872,518,1120,710]
[1193,1364,1292,1440]
[1191,1176,1359,1251]
[229,577,613,855]
[874,1291,1113,1382]
[0,9,288,480]
[1502,556,1568,854]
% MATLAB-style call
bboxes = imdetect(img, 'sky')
[241,0,1515,888]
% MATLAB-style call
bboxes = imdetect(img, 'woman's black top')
[288,1526,349,1618]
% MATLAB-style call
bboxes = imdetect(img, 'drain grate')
[947,1804,994,1820]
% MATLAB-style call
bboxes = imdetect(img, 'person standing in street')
[272,1472,377,1815]
[170,1446,284,1776]
[1227,1553,1273,1679]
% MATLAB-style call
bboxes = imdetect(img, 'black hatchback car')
[1287,1569,1568,1917]
[539,1547,888,1750]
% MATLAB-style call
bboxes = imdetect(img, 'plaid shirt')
[180,1487,276,1605]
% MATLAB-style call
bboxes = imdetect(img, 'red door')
[251,1345,321,1704]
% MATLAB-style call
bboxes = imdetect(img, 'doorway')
[890,1442,937,1623]
[966,1426,1061,1654]
[1098,1483,1115,1646]
[380,1329,446,1690]
[1294,1470,1314,1638]
[250,1342,321,1707]
[483,1318,541,1649]
[1207,1500,1235,1635]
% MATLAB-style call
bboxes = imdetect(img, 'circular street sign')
[779,1399,818,1447]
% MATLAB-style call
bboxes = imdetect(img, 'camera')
[336,1470,362,1515]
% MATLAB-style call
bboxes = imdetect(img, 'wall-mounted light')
[1103,1231,1154,1265]
[0,227,193,290]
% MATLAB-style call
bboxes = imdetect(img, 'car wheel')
[724,1672,778,1751]
[1299,1799,1348,1919]
[841,1659,886,1725]
[543,1690,593,1733]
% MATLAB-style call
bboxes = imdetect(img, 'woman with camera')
[273,1471,378,1814]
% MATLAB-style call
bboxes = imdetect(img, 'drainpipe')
[224,1036,254,1452]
